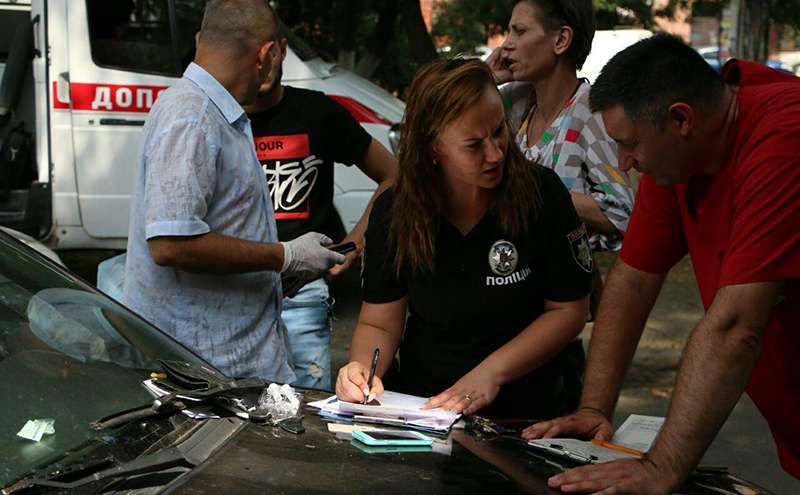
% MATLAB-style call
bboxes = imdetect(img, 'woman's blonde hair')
[392,58,541,275]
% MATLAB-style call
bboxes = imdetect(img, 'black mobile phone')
[330,241,357,254]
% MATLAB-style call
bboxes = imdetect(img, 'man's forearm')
[645,282,780,487]
[581,259,666,416]
[148,232,284,274]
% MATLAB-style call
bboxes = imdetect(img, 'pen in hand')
[363,348,380,405]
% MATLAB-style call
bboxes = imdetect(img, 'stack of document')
[308,391,461,435]
[527,414,665,464]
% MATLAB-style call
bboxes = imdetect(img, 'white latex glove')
[280,232,346,279]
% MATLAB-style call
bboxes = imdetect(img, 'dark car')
[0,231,774,494]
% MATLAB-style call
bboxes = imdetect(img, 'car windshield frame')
[0,230,213,487]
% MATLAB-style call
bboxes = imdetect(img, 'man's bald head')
[199,0,278,54]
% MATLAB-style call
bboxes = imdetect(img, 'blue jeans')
[282,278,332,390]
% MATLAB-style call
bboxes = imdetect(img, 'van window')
[86,0,205,76]
[87,0,177,75]
[86,0,320,76]
[0,10,29,63]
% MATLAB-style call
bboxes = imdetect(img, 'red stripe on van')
[52,82,70,109]
[52,83,391,126]
[328,95,390,125]
[51,82,168,113]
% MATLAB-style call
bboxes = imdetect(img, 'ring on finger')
[464,393,472,402]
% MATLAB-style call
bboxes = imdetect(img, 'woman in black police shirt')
[335,59,591,419]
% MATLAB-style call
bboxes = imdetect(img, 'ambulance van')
[0,0,404,252]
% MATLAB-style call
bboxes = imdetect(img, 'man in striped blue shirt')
[124,0,344,382]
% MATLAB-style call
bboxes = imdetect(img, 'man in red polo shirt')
[523,34,800,494]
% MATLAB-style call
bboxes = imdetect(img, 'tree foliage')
[431,0,700,52]
[268,0,800,95]
[430,0,511,56]
[433,0,800,61]
[768,0,800,33]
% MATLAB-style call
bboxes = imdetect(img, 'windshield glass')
[0,233,206,486]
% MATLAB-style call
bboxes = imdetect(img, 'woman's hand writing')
[335,361,384,403]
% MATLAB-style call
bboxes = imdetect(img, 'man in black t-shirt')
[245,28,396,389]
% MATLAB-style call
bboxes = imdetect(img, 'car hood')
[170,422,541,494]
[283,58,405,125]
[167,392,773,495]
[325,66,405,123]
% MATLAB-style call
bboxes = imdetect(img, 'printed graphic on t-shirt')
[255,134,321,220]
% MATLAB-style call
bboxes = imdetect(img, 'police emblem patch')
[488,240,518,276]
[567,224,593,273]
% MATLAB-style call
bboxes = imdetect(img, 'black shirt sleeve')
[321,96,373,166]
[361,189,408,303]
[537,166,594,302]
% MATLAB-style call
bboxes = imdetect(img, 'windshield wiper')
[1,446,193,494]
[90,360,266,430]
[90,397,188,430]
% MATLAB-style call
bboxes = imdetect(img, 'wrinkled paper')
[17,419,55,442]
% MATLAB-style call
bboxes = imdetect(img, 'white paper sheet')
[526,414,666,465]
[17,418,55,442]
[612,414,665,452]
[308,395,341,412]
[309,391,460,432]
[338,391,459,421]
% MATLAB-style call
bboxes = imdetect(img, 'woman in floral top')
[488,0,634,251]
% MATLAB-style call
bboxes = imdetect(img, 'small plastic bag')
[255,383,302,424]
